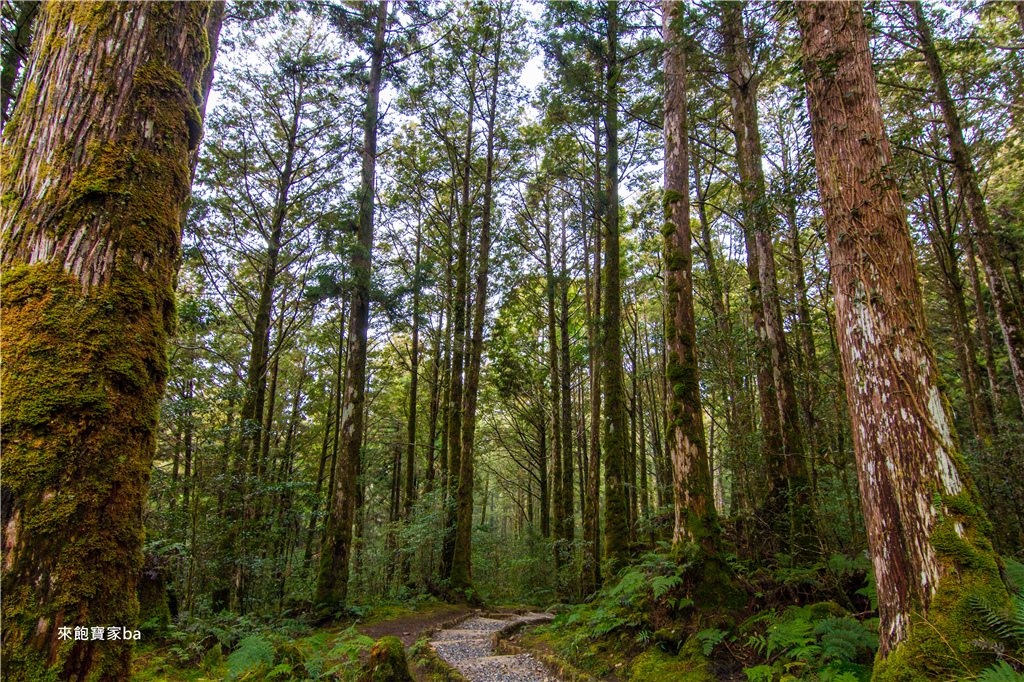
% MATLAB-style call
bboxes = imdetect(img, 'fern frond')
[974,660,1024,682]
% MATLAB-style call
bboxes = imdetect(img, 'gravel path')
[431,614,555,682]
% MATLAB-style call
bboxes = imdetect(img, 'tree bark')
[602,0,630,570]
[0,3,220,679]
[559,206,575,549]
[723,1,812,552]
[663,0,716,549]
[799,2,1009,670]
[316,0,388,612]
[582,124,603,595]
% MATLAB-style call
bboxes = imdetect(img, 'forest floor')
[131,602,563,682]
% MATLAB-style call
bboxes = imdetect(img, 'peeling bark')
[663,0,715,549]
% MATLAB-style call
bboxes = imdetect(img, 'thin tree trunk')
[547,195,565,563]
[441,52,477,583]
[582,123,603,595]
[560,206,575,548]
[451,17,503,594]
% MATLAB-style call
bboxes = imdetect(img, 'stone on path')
[430,613,555,682]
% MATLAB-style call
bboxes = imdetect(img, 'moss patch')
[630,637,711,682]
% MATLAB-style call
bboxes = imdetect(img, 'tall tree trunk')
[547,196,565,564]
[602,0,630,570]
[451,16,503,595]
[0,3,220,679]
[559,206,575,549]
[316,0,388,612]
[723,1,812,552]
[663,0,717,550]
[401,215,422,585]
[440,53,476,583]
[582,125,603,595]
[912,0,1024,414]
[425,309,444,493]
[799,2,1009,670]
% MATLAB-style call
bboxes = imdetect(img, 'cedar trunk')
[663,0,715,548]
[0,3,220,680]
[602,0,630,569]
[723,1,812,550]
[799,2,1008,673]
[315,0,387,611]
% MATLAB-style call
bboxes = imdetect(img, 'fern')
[696,628,728,656]
[652,574,683,598]
[226,634,274,681]
[970,593,1024,643]
[814,617,879,663]
[975,660,1024,682]
[1004,558,1024,593]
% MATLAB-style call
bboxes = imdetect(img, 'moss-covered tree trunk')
[602,0,630,570]
[798,2,1010,675]
[911,0,1024,416]
[662,0,715,549]
[0,3,220,680]
[582,125,603,595]
[316,0,388,612]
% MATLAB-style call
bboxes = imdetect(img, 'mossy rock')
[807,601,849,621]
[360,636,414,682]
[630,638,711,682]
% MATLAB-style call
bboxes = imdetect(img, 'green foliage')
[975,660,1024,682]
[970,592,1024,642]
[227,635,275,681]
[739,605,877,682]
[695,628,728,656]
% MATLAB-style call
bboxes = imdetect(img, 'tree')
[1,2,221,680]
[722,1,812,553]
[0,0,39,126]
[662,0,714,549]
[317,0,389,613]
[798,2,1010,675]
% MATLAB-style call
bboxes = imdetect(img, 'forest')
[1,1,1024,681]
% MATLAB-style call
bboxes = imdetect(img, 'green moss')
[0,3,217,679]
[360,637,414,682]
[630,637,711,682]
[871,483,1009,680]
